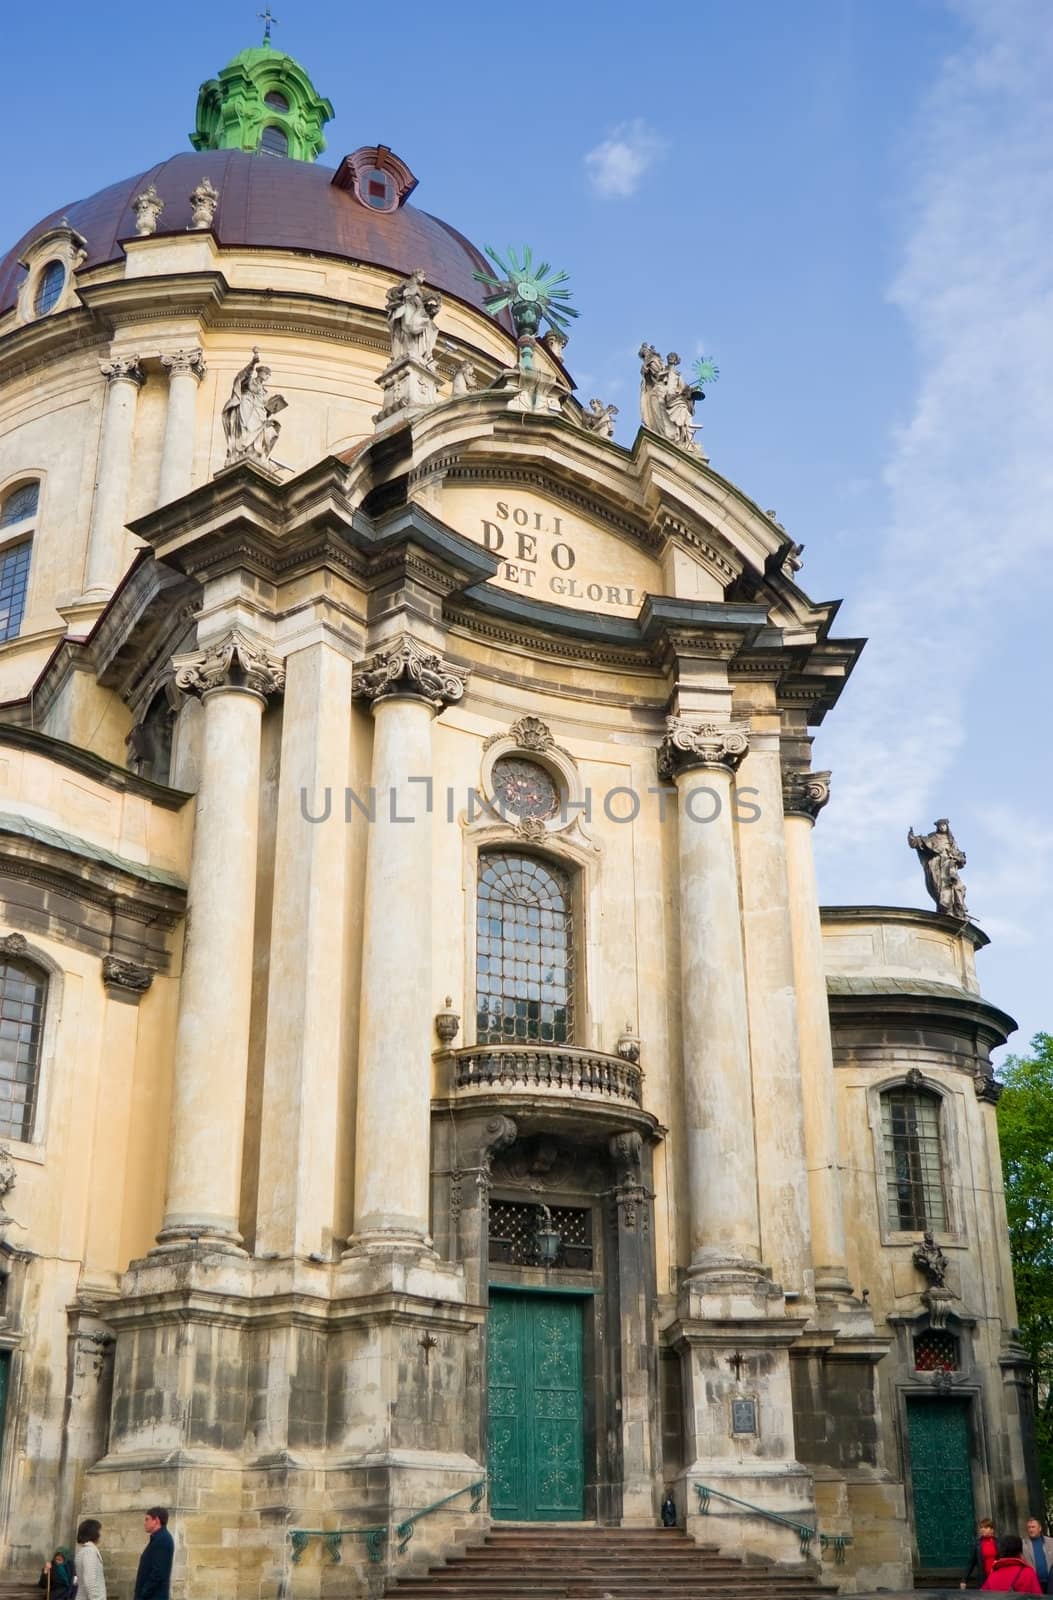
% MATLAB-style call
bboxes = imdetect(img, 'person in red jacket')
[982,1535,1044,1592]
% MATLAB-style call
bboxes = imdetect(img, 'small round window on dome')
[360,167,396,211]
[33,261,65,317]
[260,124,289,158]
[264,90,289,112]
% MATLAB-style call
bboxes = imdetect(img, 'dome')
[0,148,506,322]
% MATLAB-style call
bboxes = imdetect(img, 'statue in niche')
[385,270,442,369]
[908,817,969,919]
[222,347,287,465]
[581,398,619,439]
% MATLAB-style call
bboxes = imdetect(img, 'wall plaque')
[731,1397,758,1435]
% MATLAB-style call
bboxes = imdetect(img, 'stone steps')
[387,1524,836,1600]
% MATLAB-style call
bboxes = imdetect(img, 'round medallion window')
[491,756,560,821]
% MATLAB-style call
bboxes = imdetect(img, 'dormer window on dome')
[331,146,418,213]
[15,220,87,325]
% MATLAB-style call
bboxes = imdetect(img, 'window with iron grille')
[488,1199,592,1269]
[0,960,47,1142]
[914,1328,959,1372]
[0,543,32,643]
[476,852,573,1044]
[882,1087,947,1231]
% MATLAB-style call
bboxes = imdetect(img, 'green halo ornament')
[474,245,580,340]
[692,356,720,389]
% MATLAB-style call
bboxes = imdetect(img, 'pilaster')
[80,354,146,603]
[158,347,206,504]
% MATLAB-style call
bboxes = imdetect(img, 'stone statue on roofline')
[580,398,619,439]
[908,817,969,919]
[638,344,718,456]
[385,270,442,369]
[222,348,287,465]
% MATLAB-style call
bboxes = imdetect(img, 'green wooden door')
[907,1399,976,1570]
[487,1292,584,1521]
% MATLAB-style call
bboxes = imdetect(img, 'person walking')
[963,1519,1000,1589]
[74,1520,106,1600]
[39,1547,76,1600]
[133,1508,173,1600]
[982,1536,1043,1592]
[1022,1518,1053,1593]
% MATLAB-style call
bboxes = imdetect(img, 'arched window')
[476,852,574,1045]
[0,481,37,643]
[33,261,65,317]
[264,90,289,112]
[0,958,47,1142]
[882,1085,947,1232]
[259,124,288,157]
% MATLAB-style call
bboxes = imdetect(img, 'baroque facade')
[0,31,1034,1598]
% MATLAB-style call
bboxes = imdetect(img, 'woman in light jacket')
[75,1520,105,1600]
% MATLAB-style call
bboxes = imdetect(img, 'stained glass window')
[34,261,65,317]
[882,1087,947,1232]
[476,852,573,1045]
[0,960,46,1142]
[0,543,32,642]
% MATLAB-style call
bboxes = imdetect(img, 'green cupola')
[190,22,334,163]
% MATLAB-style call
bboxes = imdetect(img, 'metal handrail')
[396,1479,487,1555]
[288,1526,388,1565]
[694,1482,850,1564]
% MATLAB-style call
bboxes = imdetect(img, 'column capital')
[161,347,207,383]
[782,767,831,822]
[174,628,285,701]
[100,355,145,388]
[352,634,468,711]
[657,716,750,780]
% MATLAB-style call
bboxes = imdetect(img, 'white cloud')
[584,120,666,198]
[816,0,1053,858]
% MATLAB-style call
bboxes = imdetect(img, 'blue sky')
[6,1,1052,1058]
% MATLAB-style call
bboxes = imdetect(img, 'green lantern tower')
[190,16,334,163]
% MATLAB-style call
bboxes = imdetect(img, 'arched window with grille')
[0,481,37,643]
[882,1085,947,1232]
[0,958,47,1143]
[476,852,574,1045]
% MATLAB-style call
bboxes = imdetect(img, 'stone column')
[738,729,812,1298]
[255,636,356,1259]
[660,716,761,1283]
[345,636,468,1253]
[782,769,852,1298]
[158,348,206,504]
[155,629,285,1249]
[82,356,145,598]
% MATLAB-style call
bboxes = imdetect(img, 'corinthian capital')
[173,628,285,701]
[657,716,750,780]
[161,347,206,383]
[100,355,145,388]
[782,768,831,822]
[353,635,468,710]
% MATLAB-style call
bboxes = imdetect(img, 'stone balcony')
[437,1043,643,1108]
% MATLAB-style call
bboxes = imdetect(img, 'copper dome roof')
[0,149,506,322]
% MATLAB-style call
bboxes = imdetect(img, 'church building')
[0,29,1034,1597]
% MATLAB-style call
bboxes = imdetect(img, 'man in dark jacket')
[134,1508,173,1600]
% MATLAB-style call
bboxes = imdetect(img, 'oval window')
[264,90,289,112]
[34,261,65,316]
[360,167,396,210]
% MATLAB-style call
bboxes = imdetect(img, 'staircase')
[388,1524,838,1600]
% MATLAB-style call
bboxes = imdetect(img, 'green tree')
[997,1033,1053,1503]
